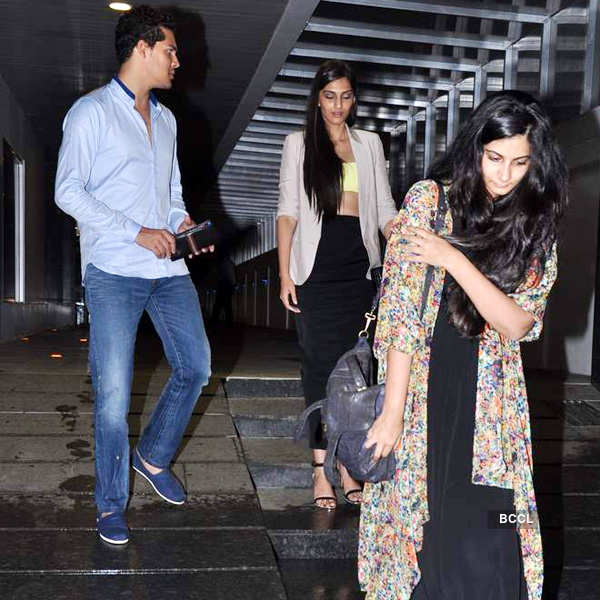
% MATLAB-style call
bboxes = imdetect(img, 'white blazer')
[276,126,398,285]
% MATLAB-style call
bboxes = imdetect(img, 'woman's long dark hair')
[303,60,358,219]
[428,90,568,337]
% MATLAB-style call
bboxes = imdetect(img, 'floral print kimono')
[358,179,558,600]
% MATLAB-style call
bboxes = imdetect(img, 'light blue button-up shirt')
[55,77,189,280]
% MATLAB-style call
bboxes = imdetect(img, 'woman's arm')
[402,226,535,340]
[276,216,300,313]
[372,134,399,237]
[445,247,534,339]
[277,133,302,313]
[364,348,412,460]
[383,219,394,240]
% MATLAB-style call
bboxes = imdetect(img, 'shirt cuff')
[169,209,188,233]
[125,219,143,242]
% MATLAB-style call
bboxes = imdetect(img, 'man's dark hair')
[115,5,175,65]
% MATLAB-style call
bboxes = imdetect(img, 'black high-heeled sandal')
[311,461,337,510]
[338,462,363,506]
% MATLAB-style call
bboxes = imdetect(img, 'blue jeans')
[84,264,211,513]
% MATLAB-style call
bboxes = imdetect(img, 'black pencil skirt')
[295,215,375,450]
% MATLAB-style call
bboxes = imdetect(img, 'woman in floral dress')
[359,91,568,599]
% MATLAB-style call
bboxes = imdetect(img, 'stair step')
[229,377,600,575]
[543,528,600,567]
[270,527,358,559]
[243,438,312,488]
[0,572,287,600]
[229,397,304,417]
[537,494,600,528]
[230,397,303,437]
[534,465,600,493]
[224,377,302,398]
[278,559,365,599]
[234,415,298,438]
[0,529,279,572]
[547,567,600,600]
[249,463,312,488]
[261,488,359,560]
[243,437,309,461]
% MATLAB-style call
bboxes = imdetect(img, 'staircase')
[227,377,365,599]
[226,374,600,600]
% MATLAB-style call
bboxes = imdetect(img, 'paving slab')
[0,413,235,437]
[0,435,240,463]
[0,462,96,494]
[0,494,263,529]
[183,463,255,495]
[0,374,91,394]
[0,529,277,572]
[0,392,227,415]
[0,571,287,600]
[0,373,222,396]
[0,462,185,495]
[175,436,240,462]
[139,413,235,437]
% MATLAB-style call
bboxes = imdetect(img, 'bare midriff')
[338,191,359,217]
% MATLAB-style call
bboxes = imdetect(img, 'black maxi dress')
[295,215,375,449]
[411,274,528,599]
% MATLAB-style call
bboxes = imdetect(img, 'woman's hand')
[400,225,457,268]
[279,275,301,313]
[363,410,404,461]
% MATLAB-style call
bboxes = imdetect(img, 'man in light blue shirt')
[55,5,211,545]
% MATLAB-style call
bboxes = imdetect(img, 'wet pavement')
[0,323,599,598]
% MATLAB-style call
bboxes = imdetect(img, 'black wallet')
[171,220,219,261]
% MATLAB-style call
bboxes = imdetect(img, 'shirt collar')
[112,76,158,107]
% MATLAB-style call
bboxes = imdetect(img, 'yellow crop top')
[342,162,359,193]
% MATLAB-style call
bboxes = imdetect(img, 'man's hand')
[177,215,215,256]
[177,214,196,233]
[135,227,175,259]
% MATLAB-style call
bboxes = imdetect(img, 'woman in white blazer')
[276,60,397,510]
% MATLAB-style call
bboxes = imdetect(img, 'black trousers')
[295,216,374,449]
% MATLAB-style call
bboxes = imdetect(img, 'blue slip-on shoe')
[97,512,129,545]
[132,448,186,505]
